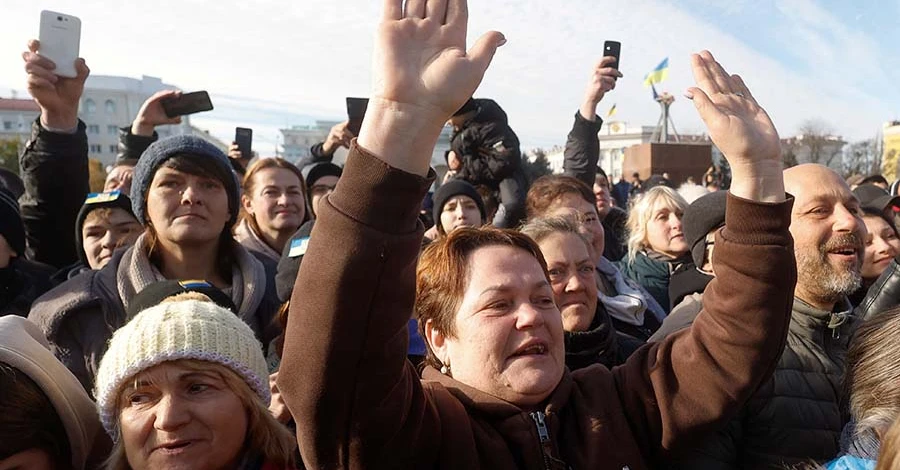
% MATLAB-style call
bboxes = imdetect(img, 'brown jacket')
[278,144,796,470]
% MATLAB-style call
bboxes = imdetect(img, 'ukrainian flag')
[643,58,669,87]
[606,104,617,118]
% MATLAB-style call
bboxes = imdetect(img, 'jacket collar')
[790,296,853,340]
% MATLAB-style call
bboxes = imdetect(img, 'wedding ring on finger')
[734,92,745,98]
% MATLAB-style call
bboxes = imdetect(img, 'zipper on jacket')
[530,411,553,470]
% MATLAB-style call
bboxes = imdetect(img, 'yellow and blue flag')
[643,58,669,87]
[606,104,617,118]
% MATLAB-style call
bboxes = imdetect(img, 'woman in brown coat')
[278,1,795,468]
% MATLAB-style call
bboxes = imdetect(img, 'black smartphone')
[346,97,369,137]
[235,127,253,160]
[604,41,621,70]
[160,91,214,118]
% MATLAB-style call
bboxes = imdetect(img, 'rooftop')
[0,98,39,112]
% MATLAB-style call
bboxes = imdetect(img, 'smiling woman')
[94,295,295,470]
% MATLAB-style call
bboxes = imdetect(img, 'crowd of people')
[3,1,900,469]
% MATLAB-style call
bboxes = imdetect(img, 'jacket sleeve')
[115,126,158,164]
[277,143,441,469]
[562,111,604,187]
[19,118,90,269]
[612,193,796,462]
[856,256,900,321]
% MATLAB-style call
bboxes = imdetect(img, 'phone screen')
[604,41,622,70]
[346,98,369,137]
[161,91,214,118]
[235,127,253,160]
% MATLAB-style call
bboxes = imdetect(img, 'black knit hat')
[453,98,479,117]
[642,174,673,191]
[683,190,727,268]
[853,183,900,213]
[275,221,314,302]
[74,191,138,266]
[0,187,25,256]
[130,135,240,227]
[303,162,342,190]
[127,279,237,319]
[432,179,486,234]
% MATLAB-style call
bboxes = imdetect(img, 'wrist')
[131,119,156,137]
[356,98,446,177]
[728,159,785,203]
[579,98,601,122]
[321,140,336,156]
[40,108,78,132]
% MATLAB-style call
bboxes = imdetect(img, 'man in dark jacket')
[667,163,866,468]
[447,98,527,228]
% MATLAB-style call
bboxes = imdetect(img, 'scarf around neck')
[116,233,267,322]
[234,218,281,263]
[597,257,666,326]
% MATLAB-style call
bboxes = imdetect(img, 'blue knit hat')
[130,135,240,227]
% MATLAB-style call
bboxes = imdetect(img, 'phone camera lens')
[57,16,62,21]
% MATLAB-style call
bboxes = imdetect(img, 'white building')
[80,75,194,165]
[781,133,846,172]
[0,97,39,143]
[544,121,723,181]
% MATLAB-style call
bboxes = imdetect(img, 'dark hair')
[861,206,900,238]
[0,363,72,468]
[145,154,237,280]
[526,175,596,219]
[415,227,549,370]
[862,174,889,187]
[475,185,499,224]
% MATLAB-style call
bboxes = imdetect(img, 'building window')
[84,99,96,114]
[105,99,116,114]
[108,125,118,135]
[87,125,100,134]
[109,145,117,154]
[89,144,102,153]
[3,122,11,130]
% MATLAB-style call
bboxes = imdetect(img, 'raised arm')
[277,0,504,467]
[563,56,620,187]
[18,40,90,268]
[611,51,795,459]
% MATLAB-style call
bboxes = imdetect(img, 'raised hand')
[580,56,623,121]
[686,51,784,202]
[132,90,183,136]
[23,39,89,130]
[322,120,353,155]
[358,0,506,176]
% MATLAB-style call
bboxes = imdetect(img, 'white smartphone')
[38,11,81,78]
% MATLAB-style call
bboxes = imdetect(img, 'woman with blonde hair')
[95,291,295,470]
[824,305,900,469]
[616,185,690,313]
[235,158,309,263]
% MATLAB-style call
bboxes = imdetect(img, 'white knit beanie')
[94,299,270,436]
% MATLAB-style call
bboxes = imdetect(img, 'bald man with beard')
[665,163,866,468]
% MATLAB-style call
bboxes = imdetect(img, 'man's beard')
[795,233,863,304]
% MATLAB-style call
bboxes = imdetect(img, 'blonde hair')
[844,306,900,442]
[876,418,900,470]
[625,186,688,263]
[105,359,295,470]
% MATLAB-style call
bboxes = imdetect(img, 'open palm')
[373,0,505,123]
[688,51,782,169]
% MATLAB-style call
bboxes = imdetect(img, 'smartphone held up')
[604,40,621,71]
[38,10,81,78]
[160,91,214,118]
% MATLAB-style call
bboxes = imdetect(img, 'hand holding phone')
[160,91,214,118]
[38,11,81,78]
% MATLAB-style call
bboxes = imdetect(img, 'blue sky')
[1,0,897,154]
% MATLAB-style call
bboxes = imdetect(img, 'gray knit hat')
[130,135,240,227]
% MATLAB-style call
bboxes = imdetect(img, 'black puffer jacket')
[19,118,90,269]
[856,255,900,321]
[564,302,643,371]
[668,297,855,469]
[450,99,521,187]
